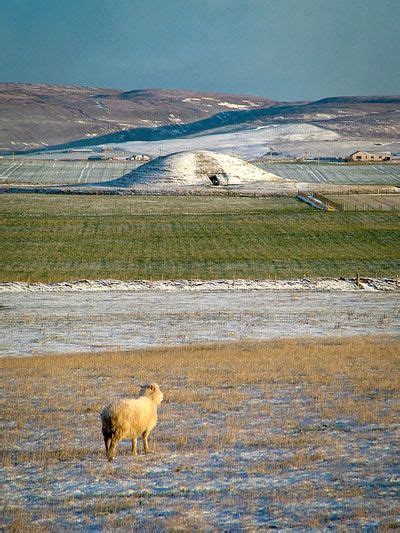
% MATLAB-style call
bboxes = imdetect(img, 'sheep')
[100,382,163,462]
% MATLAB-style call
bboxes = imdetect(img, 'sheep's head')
[140,382,163,405]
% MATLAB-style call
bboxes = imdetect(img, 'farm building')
[346,150,391,162]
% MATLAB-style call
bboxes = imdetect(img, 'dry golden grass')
[1,336,399,529]
[1,336,398,459]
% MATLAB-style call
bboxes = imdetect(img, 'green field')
[1,194,398,282]
[326,194,400,211]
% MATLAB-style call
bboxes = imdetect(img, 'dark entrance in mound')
[208,173,227,186]
[209,174,220,185]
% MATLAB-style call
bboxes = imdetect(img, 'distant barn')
[346,150,391,162]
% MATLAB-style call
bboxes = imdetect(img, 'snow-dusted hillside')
[0,84,275,152]
[103,123,340,159]
[99,121,399,160]
[3,85,399,159]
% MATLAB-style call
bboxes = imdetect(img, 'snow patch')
[169,114,183,124]
[182,97,201,102]
[242,100,261,107]
[1,278,397,293]
[217,102,249,109]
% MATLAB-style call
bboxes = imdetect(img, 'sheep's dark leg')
[131,437,138,456]
[107,435,119,462]
[103,432,112,455]
[142,430,150,454]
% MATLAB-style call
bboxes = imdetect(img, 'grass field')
[1,194,399,281]
[1,158,399,185]
[1,337,398,529]
[259,162,400,185]
[0,159,139,185]
[326,193,400,211]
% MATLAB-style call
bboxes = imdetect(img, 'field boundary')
[321,192,400,211]
[311,192,343,210]
[1,277,398,293]
[0,184,300,197]
[1,183,399,198]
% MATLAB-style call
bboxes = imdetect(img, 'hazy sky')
[1,0,399,100]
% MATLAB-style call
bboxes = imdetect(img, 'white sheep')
[100,382,163,462]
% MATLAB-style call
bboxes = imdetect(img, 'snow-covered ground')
[94,150,284,188]
[103,123,341,159]
[1,281,398,529]
[1,336,398,529]
[1,283,398,356]
[99,123,400,160]
[1,278,397,293]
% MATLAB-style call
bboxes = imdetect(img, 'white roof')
[350,150,391,156]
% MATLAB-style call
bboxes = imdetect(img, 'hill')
[0,83,275,152]
[1,84,399,155]
[96,150,284,188]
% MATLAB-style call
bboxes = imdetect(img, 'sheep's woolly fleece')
[101,383,163,461]
[93,150,285,188]
[0,277,398,292]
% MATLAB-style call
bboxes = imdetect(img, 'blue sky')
[1,0,399,100]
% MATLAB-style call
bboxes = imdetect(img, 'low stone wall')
[0,184,299,198]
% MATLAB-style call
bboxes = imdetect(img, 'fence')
[316,193,400,211]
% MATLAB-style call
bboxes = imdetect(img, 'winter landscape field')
[1,337,398,530]
[1,152,399,532]
[1,187,398,529]
[1,1,400,526]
